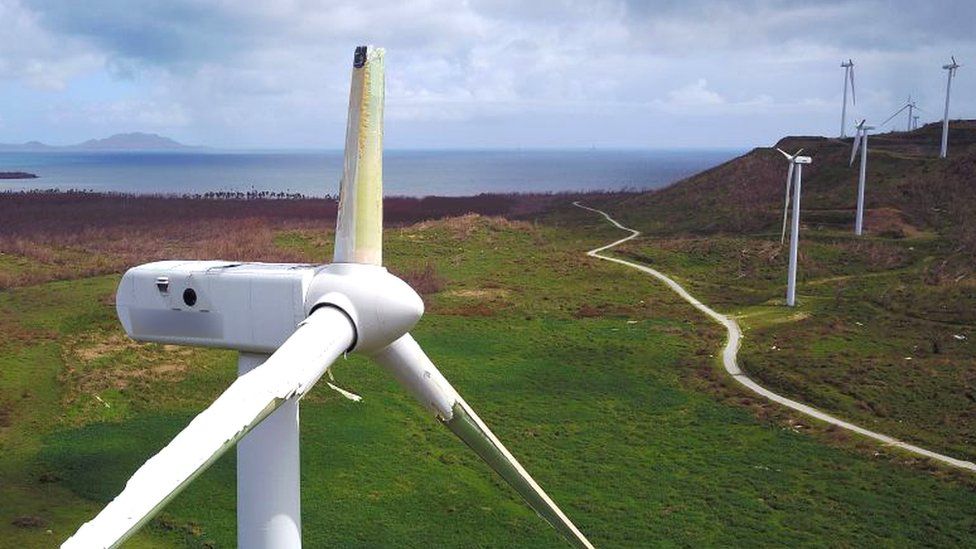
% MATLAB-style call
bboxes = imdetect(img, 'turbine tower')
[840,59,856,138]
[776,148,812,306]
[940,56,961,158]
[849,119,874,236]
[61,46,594,549]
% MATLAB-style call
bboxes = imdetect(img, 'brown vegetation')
[0,191,577,290]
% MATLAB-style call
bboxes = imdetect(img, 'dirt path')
[574,201,976,473]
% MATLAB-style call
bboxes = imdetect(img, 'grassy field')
[564,126,976,469]
[1,203,975,547]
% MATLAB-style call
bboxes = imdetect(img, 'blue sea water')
[0,149,741,197]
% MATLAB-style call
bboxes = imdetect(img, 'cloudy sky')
[1,0,973,149]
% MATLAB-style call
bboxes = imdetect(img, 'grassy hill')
[572,121,976,468]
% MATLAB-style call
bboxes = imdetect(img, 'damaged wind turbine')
[62,46,593,549]
[839,59,856,138]
[940,56,961,159]
[776,148,812,307]
[880,96,919,132]
[849,119,874,236]
[776,147,803,246]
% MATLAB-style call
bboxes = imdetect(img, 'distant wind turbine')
[881,96,918,132]
[849,119,874,236]
[912,114,920,130]
[776,148,812,306]
[840,59,856,138]
[940,56,961,158]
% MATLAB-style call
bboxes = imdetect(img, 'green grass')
[574,198,976,465]
[1,212,974,547]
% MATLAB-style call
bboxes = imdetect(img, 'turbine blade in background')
[371,334,594,549]
[880,104,910,127]
[849,66,856,105]
[775,147,792,159]
[62,307,356,549]
[334,45,385,266]
[781,161,795,245]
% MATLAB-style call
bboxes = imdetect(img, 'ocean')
[0,149,740,197]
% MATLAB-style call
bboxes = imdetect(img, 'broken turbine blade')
[62,307,356,549]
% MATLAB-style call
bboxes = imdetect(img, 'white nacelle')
[117,261,318,353]
[116,261,424,355]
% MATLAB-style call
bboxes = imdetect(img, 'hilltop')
[0,132,201,152]
[606,120,976,257]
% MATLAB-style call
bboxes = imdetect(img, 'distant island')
[0,171,38,179]
[0,132,203,152]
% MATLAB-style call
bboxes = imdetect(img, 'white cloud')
[2,0,975,147]
[668,79,725,106]
[0,0,102,90]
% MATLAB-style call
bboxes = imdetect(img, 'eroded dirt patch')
[61,332,194,397]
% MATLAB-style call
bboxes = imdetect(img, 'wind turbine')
[840,59,856,138]
[776,147,803,245]
[776,148,812,306]
[912,114,920,130]
[849,119,874,236]
[940,56,961,158]
[880,96,918,132]
[62,46,594,549]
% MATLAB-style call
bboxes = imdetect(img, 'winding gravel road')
[574,201,976,473]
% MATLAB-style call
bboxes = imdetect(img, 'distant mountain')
[0,132,202,152]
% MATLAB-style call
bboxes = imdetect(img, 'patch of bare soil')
[408,214,536,239]
[61,332,194,395]
[445,288,510,299]
[864,207,923,238]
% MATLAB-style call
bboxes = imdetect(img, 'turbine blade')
[850,132,861,166]
[849,66,856,105]
[781,162,795,245]
[775,147,792,159]
[880,104,909,127]
[62,307,356,549]
[371,334,594,549]
[334,45,385,266]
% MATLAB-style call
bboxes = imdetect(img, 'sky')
[0,0,973,149]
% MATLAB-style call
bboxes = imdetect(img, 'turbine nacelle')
[116,262,424,356]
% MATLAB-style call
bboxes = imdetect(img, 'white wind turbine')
[839,59,856,138]
[940,56,961,158]
[881,96,919,132]
[776,147,803,245]
[776,148,812,307]
[62,46,594,549]
[849,119,874,236]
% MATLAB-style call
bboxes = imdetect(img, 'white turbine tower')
[840,59,856,138]
[940,56,961,158]
[776,148,812,306]
[913,114,920,131]
[849,119,874,236]
[61,46,594,549]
